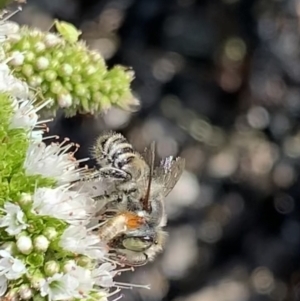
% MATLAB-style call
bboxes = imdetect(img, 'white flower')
[0,202,27,235]
[24,141,83,184]
[0,9,21,42]
[9,98,54,141]
[92,263,117,288]
[32,186,95,225]
[0,275,7,296]
[40,273,79,301]
[0,61,29,99]
[0,250,26,280]
[30,129,44,142]
[10,99,38,129]
[60,225,107,259]
[0,21,19,38]
[66,264,94,298]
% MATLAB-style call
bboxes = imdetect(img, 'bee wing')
[153,156,185,197]
[141,143,185,196]
[141,142,156,167]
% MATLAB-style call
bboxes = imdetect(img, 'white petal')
[24,142,82,184]
[40,273,79,300]
[0,250,11,258]
[6,259,26,279]
[32,187,95,225]
[0,276,7,296]
[60,226,107,259]
[0,202,27,235]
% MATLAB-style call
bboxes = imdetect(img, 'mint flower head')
[1,18,140,117]
[0,12,149,301]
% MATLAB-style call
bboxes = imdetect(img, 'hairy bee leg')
[76,167,130,183]
[99,166,131,181]
[94,192,123,217]
[76,168,100,182]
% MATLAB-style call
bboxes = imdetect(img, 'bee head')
[109,227,157,252]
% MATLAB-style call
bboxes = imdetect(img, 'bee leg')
[94,192,127,217]
[72,167,98,182]
[98,166,131,181]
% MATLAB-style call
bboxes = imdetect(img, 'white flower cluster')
[0,15,147,301]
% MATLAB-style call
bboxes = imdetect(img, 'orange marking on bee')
[122,212,145,229]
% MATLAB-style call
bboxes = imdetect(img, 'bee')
[87,132,185,266]
[91,132,150,197]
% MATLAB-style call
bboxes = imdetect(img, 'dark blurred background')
[11,0,300,300]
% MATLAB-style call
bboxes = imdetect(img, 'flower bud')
[10,51,24,66]
[35,57,49,70]
[24,51,35,63]
[44,260,60,276]
[50,81,63,94]
[44,33,62,47]
[16,236,33,254]
[58,93,72,108]
[18,193,32,206]
[28,75,43,88]
[3,25,137,117]
[76,256,93,268]
[33,235,49,252]
[19,284,33,300]
[43,227,58,241]
[34,41,46,53]
[21,64,34,77]
[59,63,73,76]
[30,277,45,290]
[62,260,76,272]
[44,70,57,82]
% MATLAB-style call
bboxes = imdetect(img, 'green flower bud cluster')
[2,25,139,117]
[0,94,55,204]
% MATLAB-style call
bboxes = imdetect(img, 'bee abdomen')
[115,152,136,169]
[110,143,134,159]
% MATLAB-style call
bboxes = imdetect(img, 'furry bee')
[87,132,185,266]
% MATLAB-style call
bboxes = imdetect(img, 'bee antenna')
[142,141,155,212]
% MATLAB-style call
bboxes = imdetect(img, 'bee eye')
[122,237,152,252]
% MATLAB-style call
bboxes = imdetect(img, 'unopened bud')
[33,235,49,252]
[43,227,58,241]
[18,193,32,206]
[19,284,33,300]
[44,260,60,276]
[62,260,76,273]
[16,236,33,255]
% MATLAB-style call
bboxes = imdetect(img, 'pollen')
[123,211,145,229]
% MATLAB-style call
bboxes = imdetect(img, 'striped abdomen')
[94,132,136,170]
